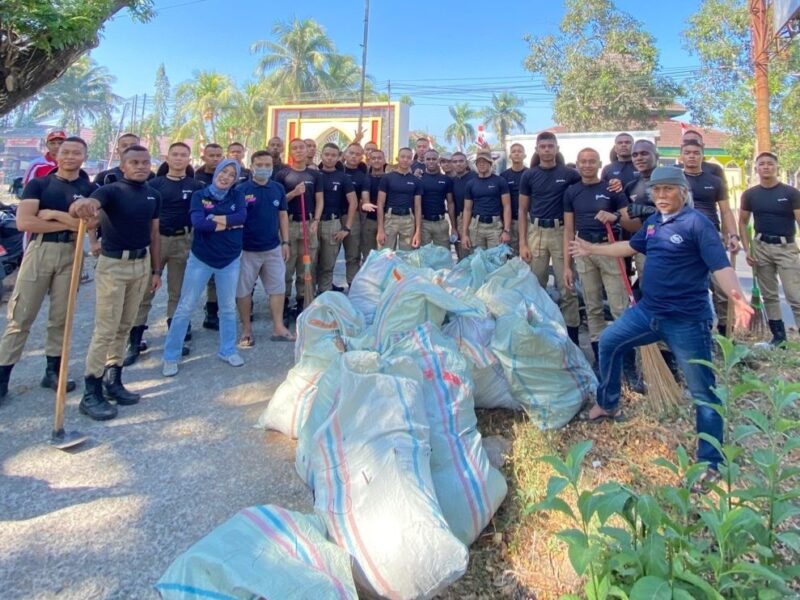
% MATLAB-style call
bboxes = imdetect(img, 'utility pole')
[356,0,371,137]
[141,93,147,136]
[750,0,771,154]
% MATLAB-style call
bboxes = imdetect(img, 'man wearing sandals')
[569,167,753,489]
[236,151,294,345]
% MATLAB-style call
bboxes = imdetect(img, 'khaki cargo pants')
[85,253,150,377]
[341,214,361,285]
[509,219,519,255]
[422,217,450,248]
[316,218,342,292]
[361,217,378,260]
[456,214,470,260]
[135,232,191,326]
[0,239,77,365]
[753,238,800,324]
[383,212,415,250]
[576,250,630,342]
[468,216,502,250]
[526,220,580,328]
[285,220,319,301]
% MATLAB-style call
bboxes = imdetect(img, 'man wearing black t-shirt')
[518,132,581,343]
[451,152,476,259]
[361,150,385,258]
[342,143,370,285]
[563,148,629,363]
[125,142,203,365]
[227,142,252,184]
[462,150,511,250]
[0,137,93,401]
[377,147,422,250]
[70,145,162,421]
[94,133,149,186]
[274,138,323,314]
[601,133,637,187]
[195,143,224,186]
[681,139,739,335]
[420,150,455,249]
[680,130,728,194]
[500,143,528,254]
[620,139,660,285]
[315,143,357,293]
[411,137,430,177]
[268,137,285,174]
[739,152,800,345]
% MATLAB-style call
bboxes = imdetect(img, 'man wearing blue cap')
[569,166,753,487]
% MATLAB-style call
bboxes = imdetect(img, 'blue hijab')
[206,159,241,201]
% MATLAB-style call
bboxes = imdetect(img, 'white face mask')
[253,167,273,180]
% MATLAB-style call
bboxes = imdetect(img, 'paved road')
[0,263,313,599]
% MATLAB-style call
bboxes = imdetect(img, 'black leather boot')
[203,302,219,330]
[123,325,147,367]
[768,319,787,347]
[103,365,140,405]
[166,318,190,356]
[623,350,645,394]
[0,364,13,401]
[79,375,117,421]
[567,326,580,346]
[41,355,76,392]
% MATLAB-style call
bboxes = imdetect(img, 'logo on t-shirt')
[670,234,684,244]
[556,179,566,183]
[202,200,214,209]
[777,197,789,202]
[245,194,256,204]
[646,224,656,238]
[332,183,339,191]
[273,199,280,207]
[704,186,714,190]
[595,194,610,201]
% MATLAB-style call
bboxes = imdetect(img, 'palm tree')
[320,54,362,101]
[444,103,477,151]
[31,56,119,132]
[219,80,274,150]
[481,92,526,149]
[172,71,236,144]
[251,18,334,101]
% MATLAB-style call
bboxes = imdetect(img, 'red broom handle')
[604,222,636,305]
[299,193,310,256]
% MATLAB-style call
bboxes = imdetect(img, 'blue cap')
[647,166,688,188]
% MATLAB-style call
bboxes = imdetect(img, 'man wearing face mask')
[569,167,753,491]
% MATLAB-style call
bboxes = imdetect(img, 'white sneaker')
[219,353,244,367]
[162,360,178,377]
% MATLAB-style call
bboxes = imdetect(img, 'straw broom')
[299,193,315,304]
[604,223,683,416]
[746,223,768,337]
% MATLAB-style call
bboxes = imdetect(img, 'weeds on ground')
[529,337,800,599]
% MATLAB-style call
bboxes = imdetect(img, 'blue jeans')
[597,304,722,468]
[163,252,240,362]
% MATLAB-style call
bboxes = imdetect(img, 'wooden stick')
[52,219,86,437]
[725,252,737,339]
[299,193,314,303]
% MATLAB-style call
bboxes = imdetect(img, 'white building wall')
[506,130,658,168]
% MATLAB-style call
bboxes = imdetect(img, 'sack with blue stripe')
[156,505,357,600]
[256,291,364,438]
[476,258,597,429]
[382,323,508,545]
[309,351,468,599]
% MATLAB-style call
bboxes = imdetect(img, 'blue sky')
[91,0,701,144]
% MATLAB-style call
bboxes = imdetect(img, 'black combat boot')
[567,326,580,346]
[203,301,220,330]
[166,318,190,356]
[79,375,117,421]
[123,325,147,367]
[103,365,140,405]
[768,319,787,347]
[622,350,645,394]
[0,364,13,401]
[41,355,76,392]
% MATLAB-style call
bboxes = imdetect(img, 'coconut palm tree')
[444,103,477,151]
[320,54,362,101]
[251,18,334,101]
[31,56,119,132]
[172,71,236,145]
[481,92,526,149]
[218,80,274,150]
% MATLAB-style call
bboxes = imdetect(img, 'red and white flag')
[476,124,489,149]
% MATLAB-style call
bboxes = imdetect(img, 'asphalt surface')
[0,262,313,599]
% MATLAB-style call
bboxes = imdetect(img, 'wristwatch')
[503,229,510,234]
[281,241,289,246]
[342,226,351,233]
[152,269,162,276]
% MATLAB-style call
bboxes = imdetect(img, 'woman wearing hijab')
[162,159,247,376]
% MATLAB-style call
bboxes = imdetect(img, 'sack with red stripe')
[156,505,357,600]
[309,350,468,599]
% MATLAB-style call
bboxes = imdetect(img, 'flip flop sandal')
[237,336,255,348]
[690,468,721,495]
[576,408,627,424]
[270,334,296,343]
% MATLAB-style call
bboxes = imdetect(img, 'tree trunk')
[0,2,132,116]
[750,0,771,154]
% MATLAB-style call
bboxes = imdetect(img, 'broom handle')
[53,218,86,435]
[604,222,636,305]
[299,193,309,256]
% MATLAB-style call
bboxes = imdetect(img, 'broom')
[299,193,315,305]
[745,223,768,337]
[725,251,737,339]
[604,222,683,416]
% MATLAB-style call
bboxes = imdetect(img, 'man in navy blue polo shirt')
[500,143,528,255]
[236,151,293,345]
[462,150,511,250]
[420,149,456,249]
[377,147,422,250]
[569,167,753,486]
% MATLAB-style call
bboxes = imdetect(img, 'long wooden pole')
[52,219,86,437]
[750,0,771,154]
[357,0,371,135]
